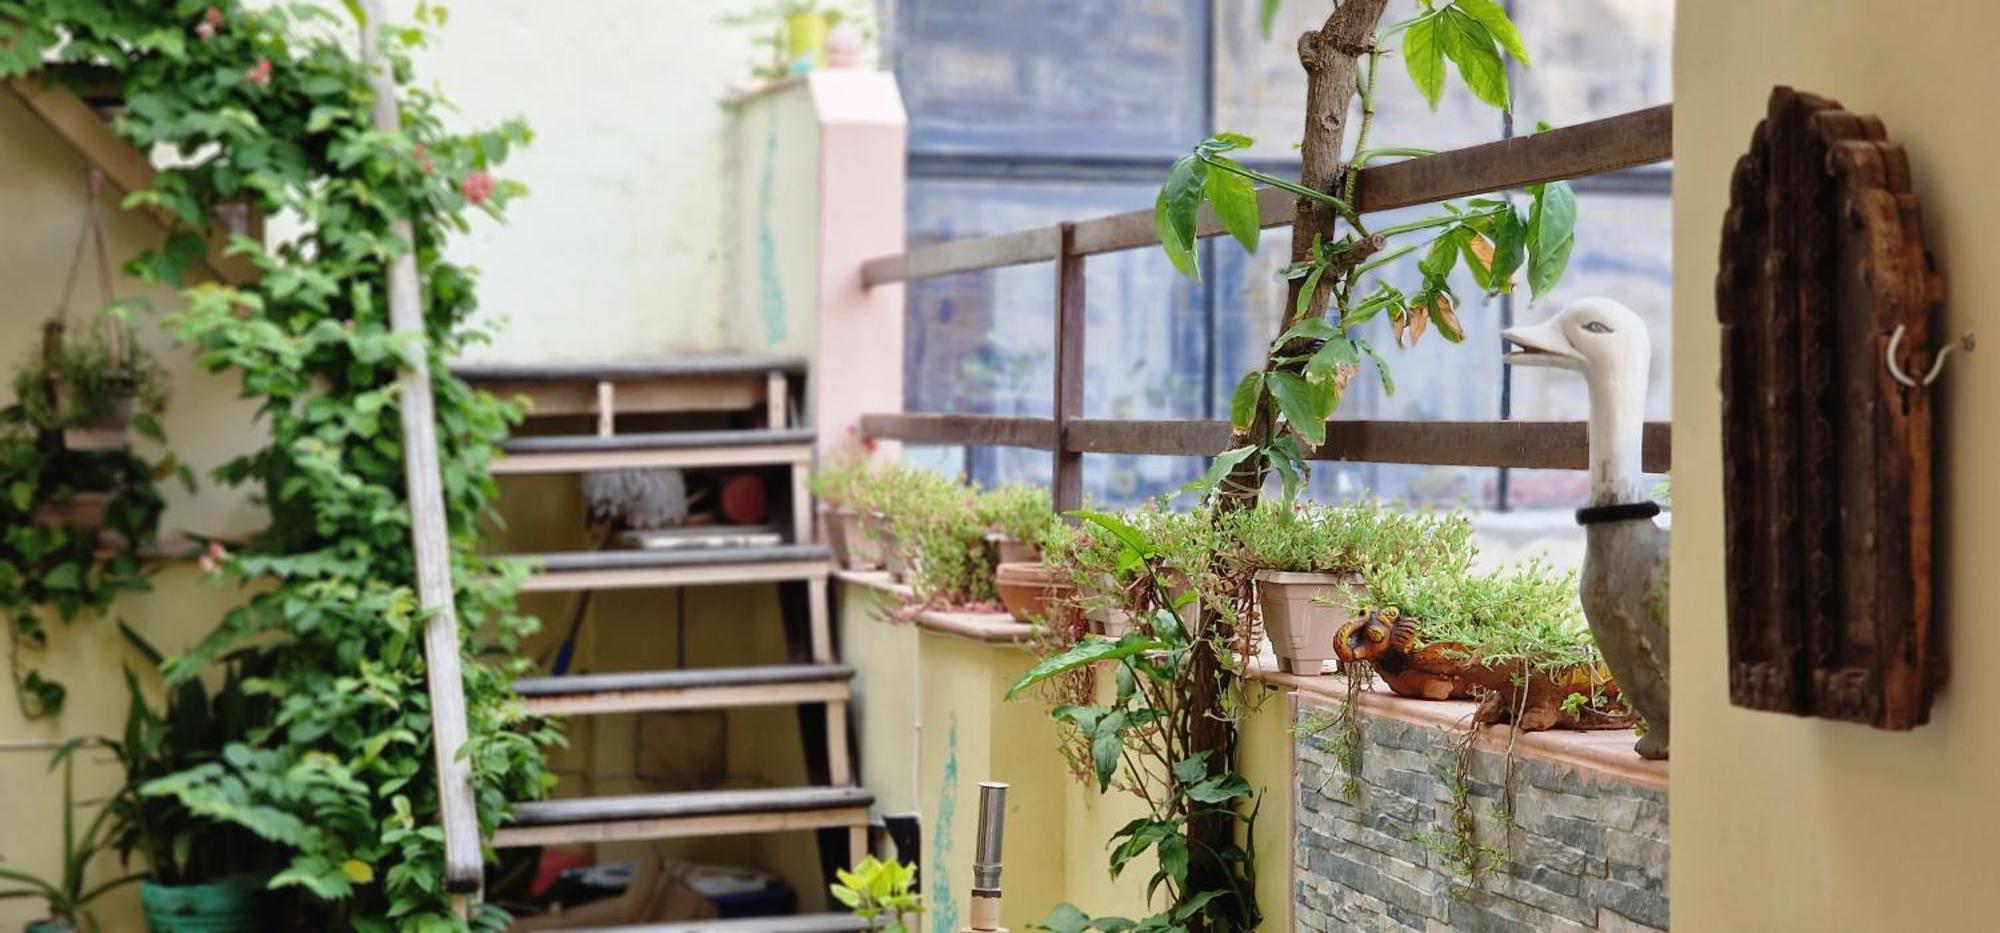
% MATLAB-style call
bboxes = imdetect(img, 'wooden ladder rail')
[358,1,483,900]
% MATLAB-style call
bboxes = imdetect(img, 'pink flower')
[205,7,224,26]
[195,21,216,40]
[245,57,272,88]
[197,540,229,573]
[460,170,494,206]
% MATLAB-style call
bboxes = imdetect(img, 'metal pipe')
[972,782,1008,888]
[965,782,1009,932]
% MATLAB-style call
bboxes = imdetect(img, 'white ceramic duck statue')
[1503,297,1670,760]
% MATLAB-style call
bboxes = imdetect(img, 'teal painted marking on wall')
[756,105,788,347]
[929,713,960,933]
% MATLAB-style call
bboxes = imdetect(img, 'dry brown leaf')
[1467,233,1496,273]
[1408,306,1430,346]
[1432,292,1462,339]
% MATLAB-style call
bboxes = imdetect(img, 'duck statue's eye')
[1582,321,1614,335]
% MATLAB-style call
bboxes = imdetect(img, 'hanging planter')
[30,490,113,531]
[54,378,137,451]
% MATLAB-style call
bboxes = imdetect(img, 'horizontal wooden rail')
[857,413,1057,450]
[863,413,1671,473]
[862,104,1672,285]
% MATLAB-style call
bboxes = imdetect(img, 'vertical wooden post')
[359,0,483,898]
[1052,222,1085,514]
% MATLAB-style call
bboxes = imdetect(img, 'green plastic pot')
[139,877,261,932]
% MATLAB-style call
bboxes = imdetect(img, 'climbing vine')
[1,2,555,929]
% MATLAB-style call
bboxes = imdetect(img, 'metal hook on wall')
[1887,325,1975,388]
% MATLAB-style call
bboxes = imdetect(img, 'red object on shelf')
[719,473,768,525]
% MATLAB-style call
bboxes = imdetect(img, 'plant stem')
[1342,46,1382,210]
[1197,152,1352,214]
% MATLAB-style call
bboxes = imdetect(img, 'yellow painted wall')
[1671,1,2000,927]
[839,584,1296,930]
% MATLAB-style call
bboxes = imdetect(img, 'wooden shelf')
[617,915,870,932]
[514,663,853,716]
[492,428,815,476]
[494,786,872,849]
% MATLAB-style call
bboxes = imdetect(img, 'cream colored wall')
[1671,1,2000,927]
[404,0,763,364]
[0,86,265,929]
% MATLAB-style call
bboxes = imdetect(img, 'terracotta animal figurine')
[1503,297,1671,759]
[1335,608,1476,701]
[1335,609,1633,732]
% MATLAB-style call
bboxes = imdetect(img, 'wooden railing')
[859,105,1674,510]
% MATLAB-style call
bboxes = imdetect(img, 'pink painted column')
[808,71,906,458]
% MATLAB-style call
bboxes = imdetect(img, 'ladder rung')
[505,545,831,593]
[515,664,853,715]
[495,786,872,849]
[493,429,816,475]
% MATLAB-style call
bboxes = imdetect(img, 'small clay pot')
[825,507,882,571]
[32,491,112,530]
[55,384,136,452]
[989,534,1039,565]
[994,561,1074,625]
[1255,569,1363,675]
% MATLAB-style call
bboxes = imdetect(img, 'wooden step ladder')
[457,357,874,898]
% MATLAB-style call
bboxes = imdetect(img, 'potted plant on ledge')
[1228,501,1470,674]
[808,452,881,571]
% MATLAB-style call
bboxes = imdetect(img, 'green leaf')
[43,564,81,589]
[1071,511,1153,558]
[1490,206,1528,288]
[1529,181,1577,299]
[1159,154,1207,281]
[1172,752,1211,785]
[1157,834,1189,883]
[7,481,30,512]
[1183,445,1259,499]
[1091,711,1126,791]
[1153,186,1199,282]
[1265,371,1328,447]
[1229,372,1265,431]
[1403,13,1446,109]
[1007,634,1166,700]
[1200,133,1254,154]
[1295,261,1327,320]
[1305,335,1360,382]
[1204,162,1261,252]
[1260,0,1282,38]
[1357,338,1397,396]
[1035,903,1092,933]
[1441,9,1510,110]
[1454,0,1529,65]
[1187,773,1253,803]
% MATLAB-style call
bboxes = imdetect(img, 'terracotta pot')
[994,561,1074,625]
[1255,569,1363,675]
[32,491,112,531]
[825,507,882,571]
[990,534,1039,565]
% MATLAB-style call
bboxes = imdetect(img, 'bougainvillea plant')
[1,2,556,929]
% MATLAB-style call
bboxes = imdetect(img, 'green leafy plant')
[0,751,147,931]
[1223,499,1471,576]
[0,410,167,719]
[1014,511,1262,933]
[2,2,558,927]
[806,448,874,508]
[828,855,920,933]
[977,483,1056,549]
[878,468,996,608]
[1358,558,1600,674]
[12,315,170,435]
[1168,1,1575,504]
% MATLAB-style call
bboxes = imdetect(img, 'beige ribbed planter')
[1255,569,1363,674]
[824,506,881,570]
[994,561,1073,625]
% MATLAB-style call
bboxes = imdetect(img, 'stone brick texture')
[1294,707,1668,931]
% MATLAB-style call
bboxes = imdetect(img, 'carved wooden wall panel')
[1717,87,1944,729]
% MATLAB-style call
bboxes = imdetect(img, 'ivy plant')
[0,2,557,929]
